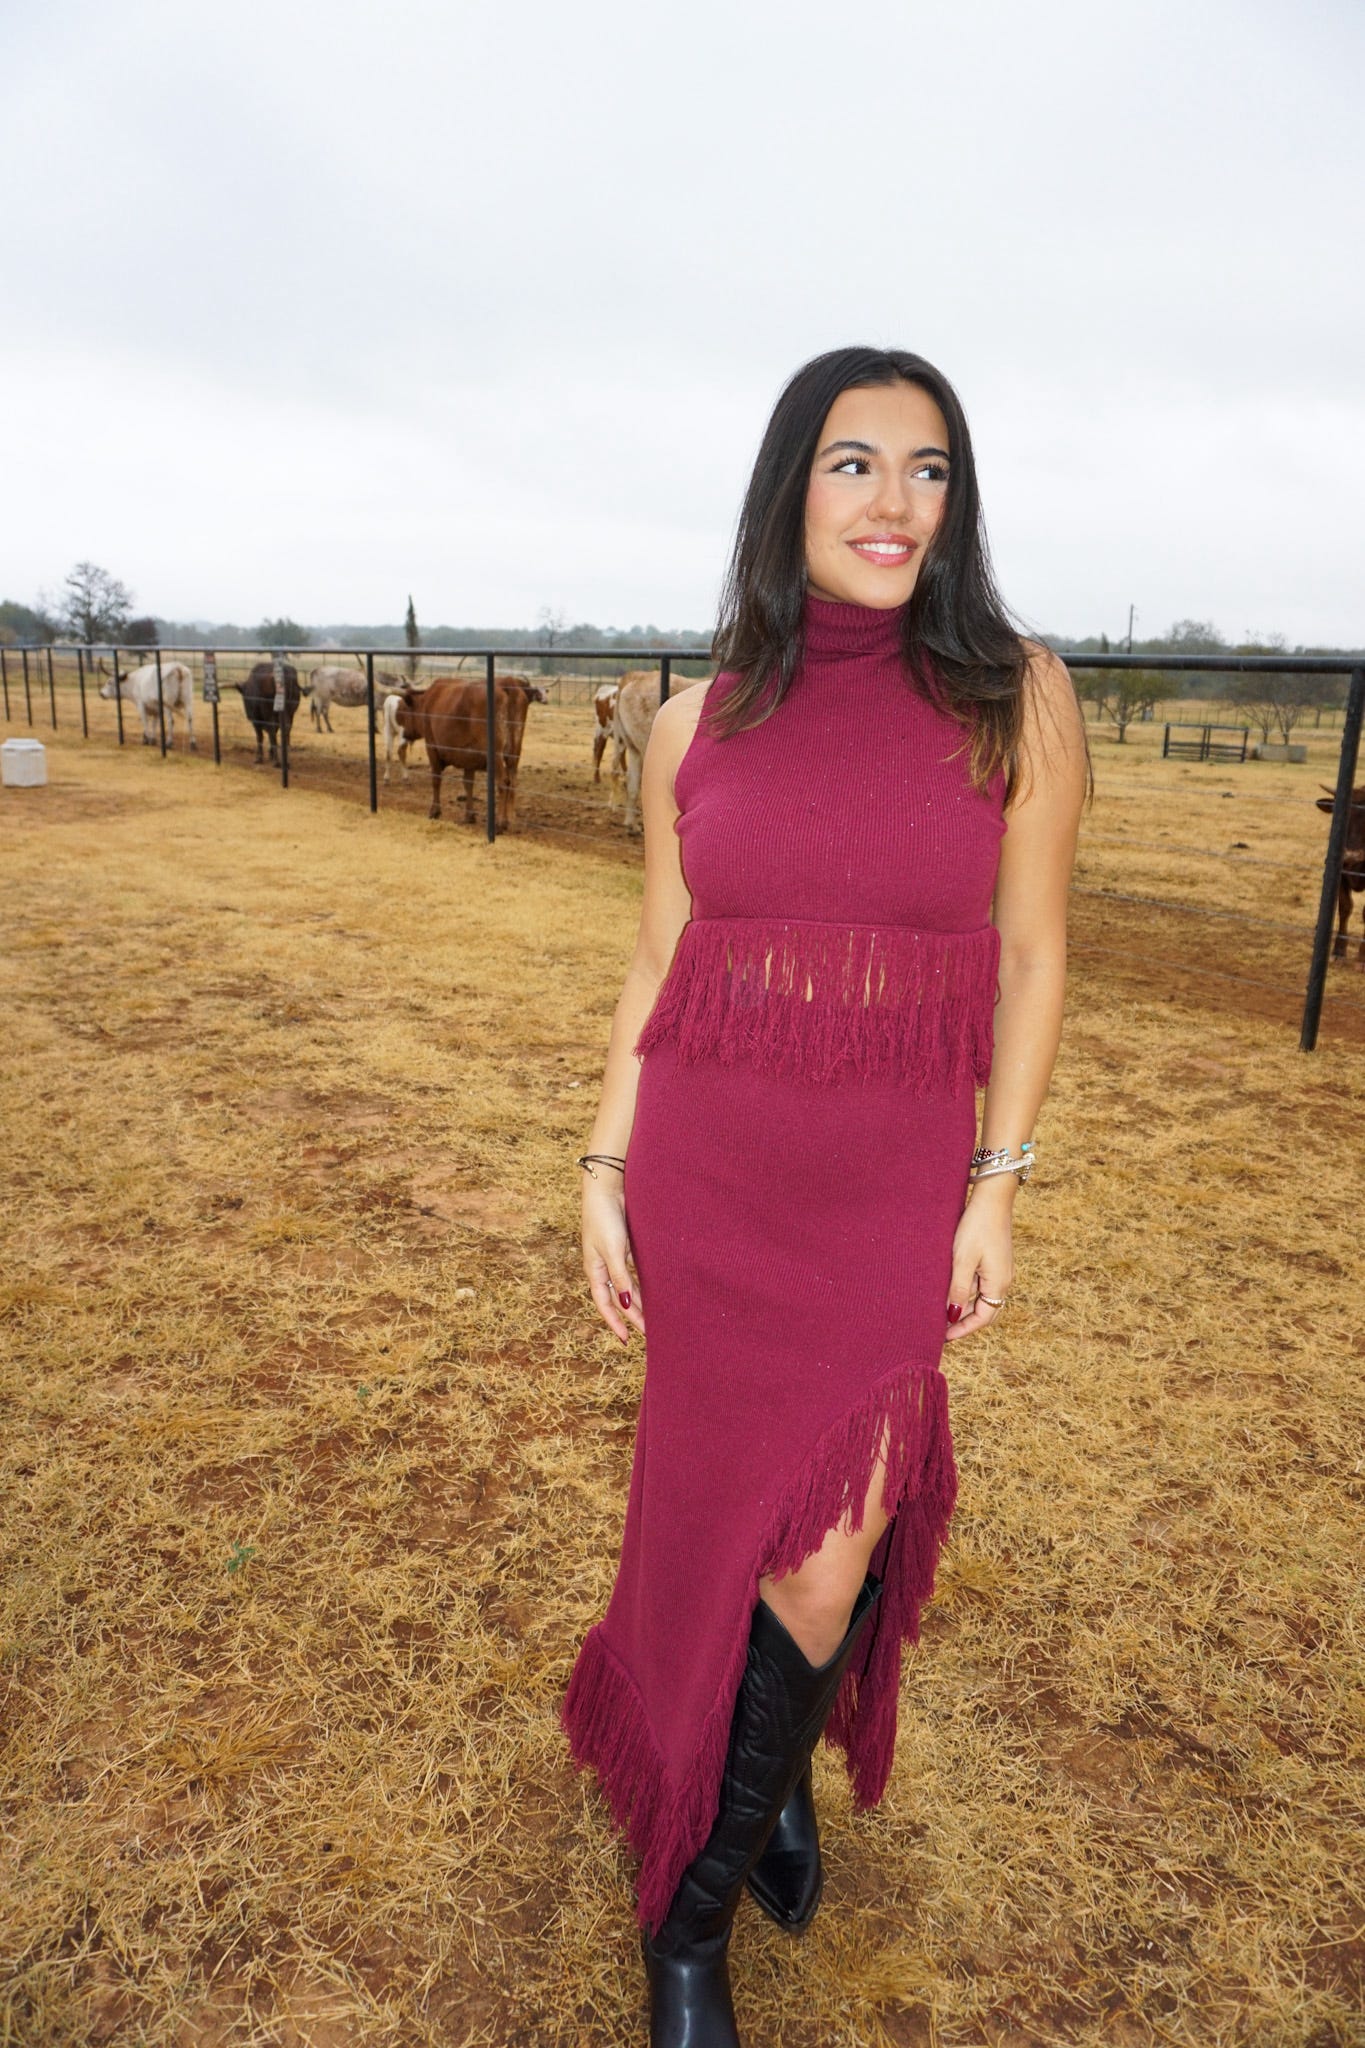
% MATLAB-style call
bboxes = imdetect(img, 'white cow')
[382,691,416,782]
[612,671,706,834]
[99,661,195,750]
[308,664,400,732]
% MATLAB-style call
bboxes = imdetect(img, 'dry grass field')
[2,700,1363,2048]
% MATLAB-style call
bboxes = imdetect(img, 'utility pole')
[1126,604,1137,654]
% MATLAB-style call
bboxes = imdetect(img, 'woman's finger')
[585,1249,645,1342]
[605,1250,646,1336]
[945,1249,979,1330]
[586,1263,629,1342]
[945,1271,1010,1342]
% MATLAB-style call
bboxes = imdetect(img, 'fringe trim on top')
[634,916,999,1089]
[559,1358,957,1933]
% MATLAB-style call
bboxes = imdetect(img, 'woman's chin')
[808,572,918,611]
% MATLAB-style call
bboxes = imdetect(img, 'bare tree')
[1225,671,1319,744]
[1083,668,1165,743]
[536,605,569,677]
[61,561,133,644]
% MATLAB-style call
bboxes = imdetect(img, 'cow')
[611,670,709,834]
[230,662,301,766]
[99,661,195,750]
[382,689,418,783]
[1315,784,1365,963]
[592,681,621,783]
[307,663,400,732]
[388,675,546,826]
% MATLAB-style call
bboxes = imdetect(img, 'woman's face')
[803,380,951,608]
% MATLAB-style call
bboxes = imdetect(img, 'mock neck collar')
[802,591,909,659]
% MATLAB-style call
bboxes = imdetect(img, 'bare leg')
[758,1430,892,1665]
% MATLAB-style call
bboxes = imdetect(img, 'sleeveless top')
[634,594,1006,1092]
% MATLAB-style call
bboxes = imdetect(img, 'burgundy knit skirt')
[560,1041,972,1934]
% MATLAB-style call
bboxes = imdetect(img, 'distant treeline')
[3,594,1358,689]
[142,619,717,655]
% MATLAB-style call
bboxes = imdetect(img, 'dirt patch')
[1,725,1362,2045]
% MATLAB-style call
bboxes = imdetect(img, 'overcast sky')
[3,0,1361,645]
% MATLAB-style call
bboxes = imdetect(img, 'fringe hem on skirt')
[559,1357,957,1934]
[633,914,999,1091]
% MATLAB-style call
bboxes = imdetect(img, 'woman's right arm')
[581,685,706,1343]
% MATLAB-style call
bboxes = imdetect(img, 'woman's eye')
[911,463,950,483]
[832,457,869,475]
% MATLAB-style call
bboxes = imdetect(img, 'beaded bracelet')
[577,1153,627,1181]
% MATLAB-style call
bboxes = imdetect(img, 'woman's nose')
[866,470,910,522]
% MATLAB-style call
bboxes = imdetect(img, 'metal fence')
[3,642,1362,1056]
[1161,721,1250,763]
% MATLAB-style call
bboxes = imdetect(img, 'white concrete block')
[1,737,47,787]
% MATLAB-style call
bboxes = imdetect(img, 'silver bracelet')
[968,1145,1035,1185]
[970,1155,1035,1187]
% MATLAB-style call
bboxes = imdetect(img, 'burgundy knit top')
[635,593,1006,1093]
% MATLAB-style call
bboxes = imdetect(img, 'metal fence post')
[22,649,32,724]
[154,648,167,755]
[273,652,289,789]
[46,647,57,729]
[112,649,125,744]
[203,651,221,764]
[77,648,88,736]
[659,656,672,707]
[485,654,498,840]
[1,647,9,720]
[366,653,378,813]
[1301,665,1365,1052]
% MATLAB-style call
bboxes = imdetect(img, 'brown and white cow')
[610,671,709,834]
[382,675,537,785]
[389,675,546,827]
[382,690,416,783]
[1315,783,1365,963]
[99,661,195,749]
[592,681,620,783]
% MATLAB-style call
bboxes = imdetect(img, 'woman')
[561,346,1088,2047]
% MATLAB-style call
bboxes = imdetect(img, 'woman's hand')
[944,1179,1015,1342]
[582,1179,645,1344]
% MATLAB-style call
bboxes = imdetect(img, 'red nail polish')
[618,1290,631,1308]
[946,1304,963,1324]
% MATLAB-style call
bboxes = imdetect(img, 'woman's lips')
[847,536,918,567]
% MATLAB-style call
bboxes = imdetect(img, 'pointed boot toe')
[744,1762,823,1931]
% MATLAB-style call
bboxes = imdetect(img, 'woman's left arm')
[945,645,1090,1342]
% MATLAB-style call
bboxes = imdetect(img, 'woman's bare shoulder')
[1020,638,1075,700]
[647,675,713,771]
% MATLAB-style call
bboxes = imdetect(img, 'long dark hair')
[710,345,1028,792]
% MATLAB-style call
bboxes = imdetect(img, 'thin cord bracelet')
[577,1153,627,1180]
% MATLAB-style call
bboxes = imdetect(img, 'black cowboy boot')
[746,1574,881,1934]
[643,1574,882,2047]
[745,1760,821,1932]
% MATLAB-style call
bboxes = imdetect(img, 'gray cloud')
[3,0,1362,641]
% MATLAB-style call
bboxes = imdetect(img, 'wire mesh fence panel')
[5,645,1362,1041]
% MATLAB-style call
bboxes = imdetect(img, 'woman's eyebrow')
[817,438,951,460]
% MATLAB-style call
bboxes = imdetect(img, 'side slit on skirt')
[560,1357,957,1934]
